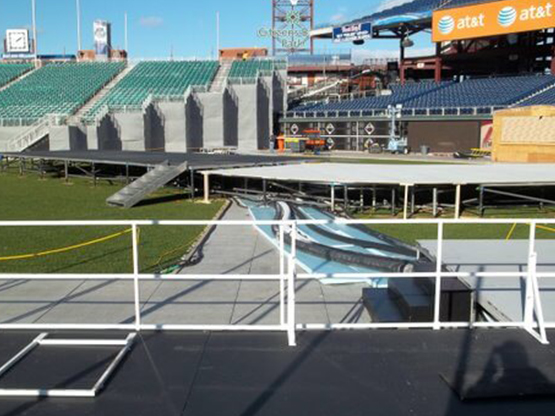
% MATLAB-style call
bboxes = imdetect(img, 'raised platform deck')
[0,329,554,415]
[2,150,305,170]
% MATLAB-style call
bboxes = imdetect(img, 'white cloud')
[139,16,164,28]
[329,7,348,24]
[375,0,415,13]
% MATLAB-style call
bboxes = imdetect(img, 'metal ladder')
[106,161,188,209]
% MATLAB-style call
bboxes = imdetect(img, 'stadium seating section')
[85,61,219,121]
[0,62,125,121]
[228,60,279,79]
[517,87,555,107]
[292,75,555,114]
[0,63,33,88]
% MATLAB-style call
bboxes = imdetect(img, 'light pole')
[124,12,128,54]
[76,0,82,53]
[32,0,38,65]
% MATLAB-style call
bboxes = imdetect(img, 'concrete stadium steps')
[209,60,233,93]
[106,161,188,208]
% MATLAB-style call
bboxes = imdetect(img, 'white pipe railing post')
[279,224,286,327]
[524,222,536,327]
[433,222,444,330]
[529,251,549,345]
[287,222,297,347]
[131,224,141,331]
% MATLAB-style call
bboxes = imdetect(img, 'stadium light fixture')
[402,36,414,48]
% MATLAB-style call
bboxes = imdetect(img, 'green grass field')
[0,172,224,274]
[357,206,555,244]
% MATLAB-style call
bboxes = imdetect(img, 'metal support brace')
[433,188,439,218]
[203,173,210,204]
[403,185,410,220]
[455,184,462,219]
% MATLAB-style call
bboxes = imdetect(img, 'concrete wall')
[158,101,186,153]
[257,80,271,150]
[197,92,225,149]
[233,83,257,152]
[49,125,87,151]
[223,89,239,148]
[186,94,203,151]
[144,104,165,151]
[113,112,145,151]
[0,127,27,152]
[96,115,122,151]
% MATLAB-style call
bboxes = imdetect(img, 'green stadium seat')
[84,60,219,121]
[0,62,125,123]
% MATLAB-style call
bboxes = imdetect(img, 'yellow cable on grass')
[537,224,555,234]
[0,228,132,262]
[505,223,518,241]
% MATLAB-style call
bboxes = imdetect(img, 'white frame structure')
[0,333,136,398]
[0,218,553,349]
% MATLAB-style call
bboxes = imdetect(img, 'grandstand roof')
[313,0,499,38]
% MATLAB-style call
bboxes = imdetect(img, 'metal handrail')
[0,217,552,346]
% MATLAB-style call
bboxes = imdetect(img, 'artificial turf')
[0,172,224,274]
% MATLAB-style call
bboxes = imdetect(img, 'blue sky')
[0,0,432,59]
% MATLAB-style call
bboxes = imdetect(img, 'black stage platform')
[3,151,306,170]
[0,329,553,416]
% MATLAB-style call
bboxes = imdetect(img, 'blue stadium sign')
[332,22,372,43]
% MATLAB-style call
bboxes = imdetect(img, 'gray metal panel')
[205,163,555,186]
[233,83,258,152]
[113,112,145,151]
[197,92,224,149]
[158,101,186,153]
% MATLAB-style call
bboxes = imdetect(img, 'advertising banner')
[94,20,111,56]
[433,0,555,42]
[333,22,372,43]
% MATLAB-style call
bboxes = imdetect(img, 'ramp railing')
[0,218,553,347]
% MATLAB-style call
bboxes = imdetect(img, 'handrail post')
[433,222,444,330]
[287,222,297,347]
[524,222,536,327]
[131,224,141,331]
[279,224,286,327]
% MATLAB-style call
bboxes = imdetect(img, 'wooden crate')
[493,106,555,163]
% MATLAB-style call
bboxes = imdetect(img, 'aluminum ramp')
[106,161,188,208]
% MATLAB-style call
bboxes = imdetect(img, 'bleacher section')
[84,61,219,121]
[0,63,34,88]
[228,59,286,80]
[229,60,275,79]
[0,62,124,122]
[291,75,555,114]
[294,81,451,112]
[403,75,555,109]
[517,86,555,107]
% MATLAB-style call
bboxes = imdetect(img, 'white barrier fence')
[0,218,554,347]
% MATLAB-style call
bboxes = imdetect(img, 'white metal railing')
[0,218,553,347]
[288,105,507,119]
